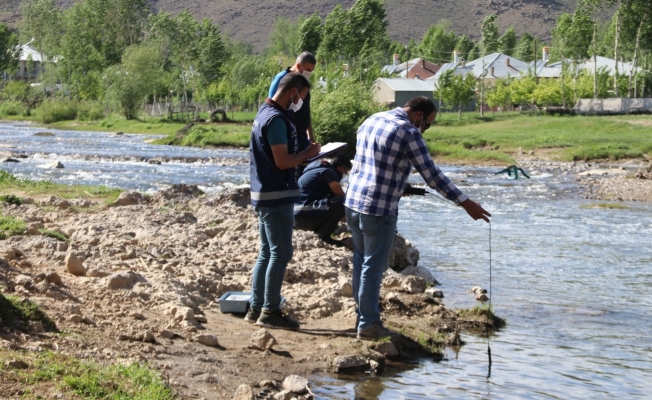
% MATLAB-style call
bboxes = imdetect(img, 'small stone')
[160,330,175,339]
[250,328,277,351]
[475,293,489,302]
[337,281,353,297]
[425,287,444,298]
[232,384,254,400]
[67,315,83,324]
[196,334,218,347]
[400,275,425,294]
[6,360,29,369]
[373,341,399,357]
[273,391,293,400]
[195,315,207,323]
[282,375,309,394]
[69,305,82,315]
[130,312,145,320]
[260,380,276,389]
[38,161,64,169]
[106,271,141,290]
[45,271,62,285]
[113,191,145,206]
[142,331,156,343]
[470,286,487,294]
[65,252,86,276]
[29,321,44,332]
[332,355,368,371]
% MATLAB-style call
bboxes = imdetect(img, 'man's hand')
[460,199,491,223]
[303,142,321,160]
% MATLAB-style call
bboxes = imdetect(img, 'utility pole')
[593,22,598,99]
[533,39,538,84]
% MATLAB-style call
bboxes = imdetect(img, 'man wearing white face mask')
[247,72,321,330]
[344,96,491,341]
[269,52,317,153]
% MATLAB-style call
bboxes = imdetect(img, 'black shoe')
[357,322,401,341]
[244,307,261,324]
[255,311,300,330]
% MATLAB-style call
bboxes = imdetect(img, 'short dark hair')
[277,72,311,94]
[297,51,317,65]
[331,154,352,170]
[405,96,437,117]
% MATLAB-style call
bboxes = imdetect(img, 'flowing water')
[2,122,651,399]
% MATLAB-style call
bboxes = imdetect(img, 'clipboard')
[304,142,348,163]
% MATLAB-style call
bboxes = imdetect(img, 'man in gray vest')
[246,72,320,330]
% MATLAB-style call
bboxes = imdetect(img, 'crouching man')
[294,154,352,247]
[246,72,320,330]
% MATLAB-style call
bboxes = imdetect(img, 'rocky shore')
[0,186,499,399]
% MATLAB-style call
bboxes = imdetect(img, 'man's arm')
[270,143,320,170]
[327,181,345,197]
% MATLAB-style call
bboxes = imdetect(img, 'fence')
[574,98,652,115]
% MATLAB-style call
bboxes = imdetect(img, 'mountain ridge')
[1,0,581,53]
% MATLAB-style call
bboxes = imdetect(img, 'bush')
[0,100,27,117]
[312,77,382,155]
[34,100,78,123]
[1,81,29,101]
[77,101,105,121]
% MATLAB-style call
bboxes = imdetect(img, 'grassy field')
[0,170,121,202]
[424,113,652,164]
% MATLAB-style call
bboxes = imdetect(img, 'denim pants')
[251,204,294,312]
[345,207,397,331]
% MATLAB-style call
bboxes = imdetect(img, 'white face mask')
[302,70,312,80]
[289,90,303,112]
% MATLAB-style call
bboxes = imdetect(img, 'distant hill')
[2,0,583,54]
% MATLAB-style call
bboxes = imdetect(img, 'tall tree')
[0,23,20,74]
[514,33,535,61]
[19,0,62,76]
[455,35,475,62]
[498,27,517,56]
[417,22,457,64]
[267,16,304,57]
[435,69,477,119]
[299,13,322,55]
[481,14,501,54]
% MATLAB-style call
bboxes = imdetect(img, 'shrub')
[34,100,78,123]
[0,100,27,117]
[77,101,105,121]
[0,194,21,205]
[312,77,382,155]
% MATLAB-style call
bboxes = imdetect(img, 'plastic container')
[217,292,286,314]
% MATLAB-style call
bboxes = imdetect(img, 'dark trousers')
[294,196,345,237]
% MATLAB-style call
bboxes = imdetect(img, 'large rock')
[373,341,399,357]
[105,271,142,289]
[65,252,86,276]
[38,161,64,169]
[282,375,309,394]
[250,328,277,350]
[332,355,368,371]
[113,191,146,206]
[425,287,444,298]
[400,265,439,285]
[232,384,254,400]
[389,233,420,271]
[196,334,219,347]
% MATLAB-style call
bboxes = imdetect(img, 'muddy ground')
[1,159,650,399]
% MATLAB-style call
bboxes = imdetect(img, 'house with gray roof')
[372,78,435,107]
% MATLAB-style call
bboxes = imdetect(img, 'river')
[2,122,651,399]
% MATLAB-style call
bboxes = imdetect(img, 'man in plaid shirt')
[345,96,491,340]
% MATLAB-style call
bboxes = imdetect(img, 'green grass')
[0,212,26,239]
[155,124,251,148]
[39,228,69,241]
[0,194,22,205]
[0,170,121,203]
[581,202,631,210]
[0,349,175,399]
[426,113,652,163]
[457,305,506,328]
[0,293,57,331]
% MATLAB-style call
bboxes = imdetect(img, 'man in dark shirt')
[268,52,316,152]
[294,154,351,246]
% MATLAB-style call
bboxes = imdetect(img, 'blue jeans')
[251,204,294,312]
[345,207,397,331]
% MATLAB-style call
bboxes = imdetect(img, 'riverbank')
[0,186,501,399]
[5,113,652,165]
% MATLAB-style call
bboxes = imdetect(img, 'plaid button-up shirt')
[345,107,468,216]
